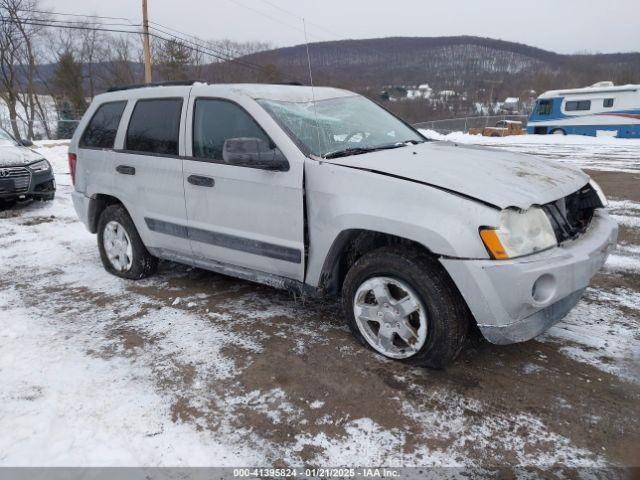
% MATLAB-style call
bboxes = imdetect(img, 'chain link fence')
[414,115,529,134]
[0,97,83,140]
[0,117,81,140]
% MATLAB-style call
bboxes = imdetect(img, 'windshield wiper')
[323,141,420,159]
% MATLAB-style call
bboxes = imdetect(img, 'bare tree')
[0,0,46,139]
[209,39,272,58]
[101,35,139,88]
[77,22,104,99]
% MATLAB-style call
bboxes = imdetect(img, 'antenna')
[303,18,324,157]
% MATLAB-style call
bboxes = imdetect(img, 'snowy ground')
[420,130,640,173]
[1,138,639,469]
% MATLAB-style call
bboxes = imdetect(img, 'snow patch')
[541,290,640,383]
[419,130,640,173]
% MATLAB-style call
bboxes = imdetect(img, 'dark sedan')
[0,129,55,207]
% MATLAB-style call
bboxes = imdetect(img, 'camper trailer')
[527,82,640,138]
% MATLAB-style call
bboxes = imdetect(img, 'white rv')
[527,82,640,138]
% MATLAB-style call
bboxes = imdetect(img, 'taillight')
[68,153,77,185]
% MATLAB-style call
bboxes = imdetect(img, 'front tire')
[97,204,158,280]
[342,247,469,368]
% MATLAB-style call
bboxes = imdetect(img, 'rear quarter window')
[79,101,127,149]
[125,98,183,155]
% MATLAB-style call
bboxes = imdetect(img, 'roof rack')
[106,80,199,93]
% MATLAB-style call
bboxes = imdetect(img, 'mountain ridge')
[232,35,640,86]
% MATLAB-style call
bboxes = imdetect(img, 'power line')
[143,22,285,71]
[147,20,288,69]
[255,0,343,40]
[227,0,385,61]
[15,8,266,68]
[148,23,249,63]
[0,16,143,35]
[223,0,309,37]
[13,7,283,73]
[148,25,272,70]
[22,15,140,29]
[0,16,271,74]
[16,8,137,23]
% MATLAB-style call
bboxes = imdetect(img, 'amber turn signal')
[480,228,510,260]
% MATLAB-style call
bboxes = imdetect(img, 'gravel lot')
[1,138,639,470]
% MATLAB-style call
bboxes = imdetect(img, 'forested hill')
[225,36,640,95]
[34,35,640,98]
[28,36,640,124]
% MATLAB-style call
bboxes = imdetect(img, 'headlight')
[480,207,557,259]
[29,159,50,173]
[589,179,608,207]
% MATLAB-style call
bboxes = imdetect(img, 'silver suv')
[69,82,618,368]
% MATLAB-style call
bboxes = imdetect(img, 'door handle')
[116,165,136,175]
[188,175,215,187]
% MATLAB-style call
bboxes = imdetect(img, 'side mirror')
[20,139,34,147]
[222,138,289,172]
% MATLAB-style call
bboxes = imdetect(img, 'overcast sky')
[44,0,639,54]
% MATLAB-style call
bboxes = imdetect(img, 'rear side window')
[193,99,271,160]
[80,101,126,149]
[126,98,183,155]
[603,98,614,108]
[565,100,591,111]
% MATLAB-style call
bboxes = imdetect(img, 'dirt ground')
[1,143,639,470]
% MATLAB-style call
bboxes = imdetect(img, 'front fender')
[304,160,499,287]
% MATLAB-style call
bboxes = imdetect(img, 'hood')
[324,141,589,209]
[0,144,43,167]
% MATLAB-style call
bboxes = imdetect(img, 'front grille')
[0,167,31,194]
[542,184,602,243]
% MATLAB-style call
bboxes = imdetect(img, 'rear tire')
[97,204,157,280]
[342,247,469,368]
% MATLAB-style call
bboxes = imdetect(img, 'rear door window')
[192,99,271,161]
[126,98,183,155]
[80,101,126,149]
[603,98,614,108]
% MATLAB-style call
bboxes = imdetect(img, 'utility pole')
[142,0,152,83]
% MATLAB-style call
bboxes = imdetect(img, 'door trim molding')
[148,246,315,296]
[144,217,302,264]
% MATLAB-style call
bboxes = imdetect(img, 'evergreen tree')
[52,50,87,116]
[156,39,193,81]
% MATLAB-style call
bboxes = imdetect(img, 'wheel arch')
[317,229,439,296]
[87,193,127,233]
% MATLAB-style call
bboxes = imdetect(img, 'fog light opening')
[532,274,556,304]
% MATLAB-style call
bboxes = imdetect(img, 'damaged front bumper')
[440,210,618,344]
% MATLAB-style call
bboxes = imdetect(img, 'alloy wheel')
[353,276,428,359]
